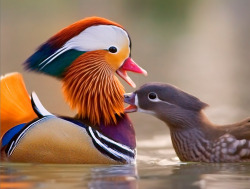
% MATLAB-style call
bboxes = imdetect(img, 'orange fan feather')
[0,73,37,137]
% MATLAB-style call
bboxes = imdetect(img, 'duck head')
[24,17,147,126]
[124,83,208,128]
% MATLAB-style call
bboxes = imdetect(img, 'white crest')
[65,25,130,52]
[38,25,130,70]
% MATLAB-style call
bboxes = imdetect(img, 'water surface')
[1,137,250,189]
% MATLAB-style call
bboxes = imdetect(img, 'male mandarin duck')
[124,83,250,162]
[0,16,147,164]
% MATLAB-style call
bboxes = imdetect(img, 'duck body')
[124,82,250,163]
[169,118,250,162]
[1,17,146,164]
[1,92,136,164]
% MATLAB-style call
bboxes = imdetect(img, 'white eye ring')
[148,92,160,102]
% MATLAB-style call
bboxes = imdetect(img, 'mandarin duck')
[0,16,147,164]
[124,83,250,163]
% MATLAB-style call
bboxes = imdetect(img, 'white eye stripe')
[134,93,174,117]
[147,92,173,105]
[64,25,129,52]
[148,92,161,102]
[150,98,161,102]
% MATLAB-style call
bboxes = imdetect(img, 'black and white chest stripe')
[4,116,136,164]
[86,127,136,164]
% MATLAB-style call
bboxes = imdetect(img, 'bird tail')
[0,72,38,138]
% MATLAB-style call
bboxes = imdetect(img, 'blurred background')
[1,0,250,141]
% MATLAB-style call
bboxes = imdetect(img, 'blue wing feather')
[1,123,27,147]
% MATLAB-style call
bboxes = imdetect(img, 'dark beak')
[124,93,138,113]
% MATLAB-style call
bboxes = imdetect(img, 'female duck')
[124,83,250,162]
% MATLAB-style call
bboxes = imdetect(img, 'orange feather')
[62,51,125,126]
[0,73,37,138]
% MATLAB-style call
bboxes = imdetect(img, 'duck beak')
[116,58,147,88]
[124,93,138,113]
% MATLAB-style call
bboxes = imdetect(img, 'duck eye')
[148,92,157,100]
[108,46,117,53]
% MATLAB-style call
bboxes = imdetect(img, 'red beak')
[116,57,147,88]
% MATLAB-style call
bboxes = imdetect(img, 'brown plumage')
[124,82,250,162]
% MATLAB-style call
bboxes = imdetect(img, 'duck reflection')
[0,163,138,189]
[87,164,138,189]
[138,162,250,189]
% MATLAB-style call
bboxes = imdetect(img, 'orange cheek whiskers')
[62,51,125,126]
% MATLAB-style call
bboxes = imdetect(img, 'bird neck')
[62,51,125,126]
[168,112,223,162]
